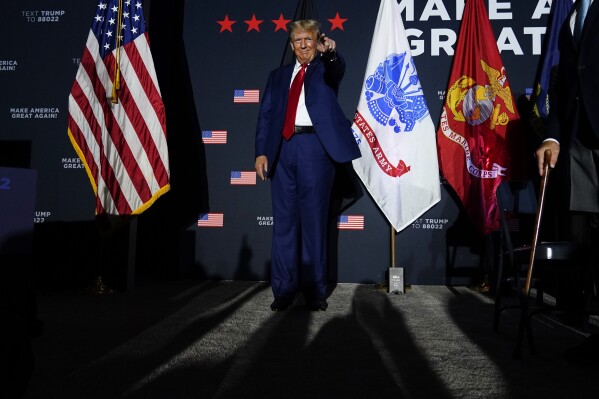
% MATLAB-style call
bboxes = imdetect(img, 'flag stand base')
[88,276,114,295]
[388,267,404,294]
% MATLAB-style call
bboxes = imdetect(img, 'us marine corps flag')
[437,0,519,235]
[351,0,441,232]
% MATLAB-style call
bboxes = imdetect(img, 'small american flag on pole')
[337,215,365,230]
[202,130,227,144]
[230,171,256,185]
[234,89,259,103]
[67,0,170,219]
[197,213,224,227]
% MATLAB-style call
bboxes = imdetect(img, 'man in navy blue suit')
[255,19,361,311]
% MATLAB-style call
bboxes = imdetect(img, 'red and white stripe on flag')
[337,215,365,230]
[67,0,170,218]
[230,171,256,185]
[202,130,227,144]
[197,213,224,227]
[234,89,259,103]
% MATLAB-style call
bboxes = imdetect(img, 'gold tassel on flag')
[111,0,123,104]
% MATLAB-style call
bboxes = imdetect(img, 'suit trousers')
[557,133,599,313]
[270,133,335,301]
[570,137,599,213]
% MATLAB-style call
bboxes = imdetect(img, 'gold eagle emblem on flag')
[445,59,516,131]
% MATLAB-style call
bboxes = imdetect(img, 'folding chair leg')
[493,251,506,332]
[513,294,537,359]
[513,297,527,359]
[493,296,502,332]
[527,317,537,356]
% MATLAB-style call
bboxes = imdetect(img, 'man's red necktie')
[282,63,307,140]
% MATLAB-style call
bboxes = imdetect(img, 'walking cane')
[524,149,552,296]
[513,148,551,358]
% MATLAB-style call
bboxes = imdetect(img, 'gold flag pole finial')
[111,0,124,104]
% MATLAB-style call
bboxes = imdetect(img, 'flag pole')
[390,225,395,268]
[127,217,137,292]
[352,0,440,294]
[388,223,404,293]
[69,0,170,294]
[111,0,123,103]
[88,231,114,295]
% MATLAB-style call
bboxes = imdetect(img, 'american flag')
[230,171,256,185]
[337,215,365,230]
[67,0,169,218]
[201,130,227,144]
[197,212,224,227]
[233,89,259,103]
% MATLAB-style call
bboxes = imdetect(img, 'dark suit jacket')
[255,53,361,176]
[546,0,599,147]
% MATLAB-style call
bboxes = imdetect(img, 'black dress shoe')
[306,298,328,311]
[270,297,292,311]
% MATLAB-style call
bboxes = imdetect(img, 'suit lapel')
[303,56,321,91]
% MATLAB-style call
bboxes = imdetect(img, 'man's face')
[290,29,318,65]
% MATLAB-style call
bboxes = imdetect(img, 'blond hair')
[287,19,321,42]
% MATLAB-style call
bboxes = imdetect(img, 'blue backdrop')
[0,0,553,290]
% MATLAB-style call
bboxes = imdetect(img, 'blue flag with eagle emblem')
[530,0,574,135]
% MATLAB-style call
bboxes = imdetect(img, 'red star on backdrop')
[328,12,347,31]
[217,15,236,33]
[215,12,350,34]
[245,14,264,32]
[272,13,291,32]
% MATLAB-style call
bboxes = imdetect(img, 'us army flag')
[351,0,441,232]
